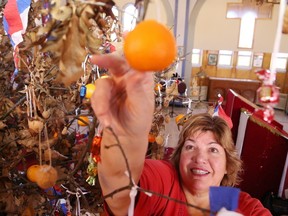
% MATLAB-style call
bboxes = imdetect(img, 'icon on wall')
[208,54,218,66]
[253,54,263,67]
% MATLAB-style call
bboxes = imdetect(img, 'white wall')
[193,0,288,53]
[114,0,288,52]
[113,0,288,90]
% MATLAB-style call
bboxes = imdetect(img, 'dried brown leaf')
[0,121,7,129]
[57,12,87,86]
[50,5,73,21]
[17,137,38,149]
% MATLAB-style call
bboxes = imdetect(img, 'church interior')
[0,0,288,215]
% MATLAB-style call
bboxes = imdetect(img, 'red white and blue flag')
[3,0,31,47]
[213,94,233,129]
[3,0,31,78]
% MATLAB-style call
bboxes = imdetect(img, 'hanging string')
[38,125,42,166]
[44,123,52,166]
[61,185,89,216]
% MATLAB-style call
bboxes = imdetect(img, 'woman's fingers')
[125,70,154,107]
[90,53,154,133]
[90,53,130,77]
[91,77,114,127]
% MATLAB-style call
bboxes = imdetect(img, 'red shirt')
[133,159,272,216]
[104,159,272,215]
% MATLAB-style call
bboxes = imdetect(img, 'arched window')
[122,3,138,32]
[110,6,119,42]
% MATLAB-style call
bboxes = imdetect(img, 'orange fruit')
[36,165,58,189]
[155,135,164,145]
[77,116,89,126]
[123,20,177,72]
[85,83,96,99]
[148,133,156,143]
[175,114,185,124]
[154,83,163,92]
[27,164,40,183]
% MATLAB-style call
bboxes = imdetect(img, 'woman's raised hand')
[90,53,155,137]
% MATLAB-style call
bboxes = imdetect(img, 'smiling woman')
[90,53,272,216]
[171,114,242,188]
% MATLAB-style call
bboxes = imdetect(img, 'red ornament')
[91,136,102,163]
[257,84,280,105]
[254,106,275,123]
[255,69,271,81]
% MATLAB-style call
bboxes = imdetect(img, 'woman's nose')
[192,149,207,163]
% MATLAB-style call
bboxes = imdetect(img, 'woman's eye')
[185,145,194,150]
[210,147,219,153]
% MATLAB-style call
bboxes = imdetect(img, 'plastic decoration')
[254,0,286,123]
[86,135,102,186]
[79,85,86,99]
[255,69,280,123]
[86,154,98,186]
[91,135,102,163]
[254,107,275,123]
[213,94,233,129]
[257,84,279,105]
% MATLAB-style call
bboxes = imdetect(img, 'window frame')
[191,48,203,67]
[271,53,288,73]
[236,51,253,69]
[217,50,233,68]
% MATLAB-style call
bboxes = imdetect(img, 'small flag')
[213,94,233,129]
[3,0,31,79]
[209,186,240,213]
[3,0,31,47]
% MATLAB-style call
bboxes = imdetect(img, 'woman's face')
[179,130,227,195]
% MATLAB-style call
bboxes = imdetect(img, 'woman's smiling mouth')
[191,168,210,175]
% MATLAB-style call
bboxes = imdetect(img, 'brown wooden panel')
[207,77,261,103]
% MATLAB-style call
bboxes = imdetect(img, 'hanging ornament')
[79,54,91,100]
[86,154,98,186]
[255,69,280,123]
[79,84,87,100]
[255,69,271,81]
[85,83,96,99]
[91,135,102,163]
[86,126,102,186]
[257,84,280,105]
[254,0,287,123]
[254,106,275,123]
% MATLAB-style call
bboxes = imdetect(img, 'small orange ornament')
[175,114,185,124]
[148,133,156,143]
[85,83,96,99]
[27,164,40,183]
[36,165,58,189]
[155,135,164,145]
[77,116,89,126]
[154,83,163,92]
